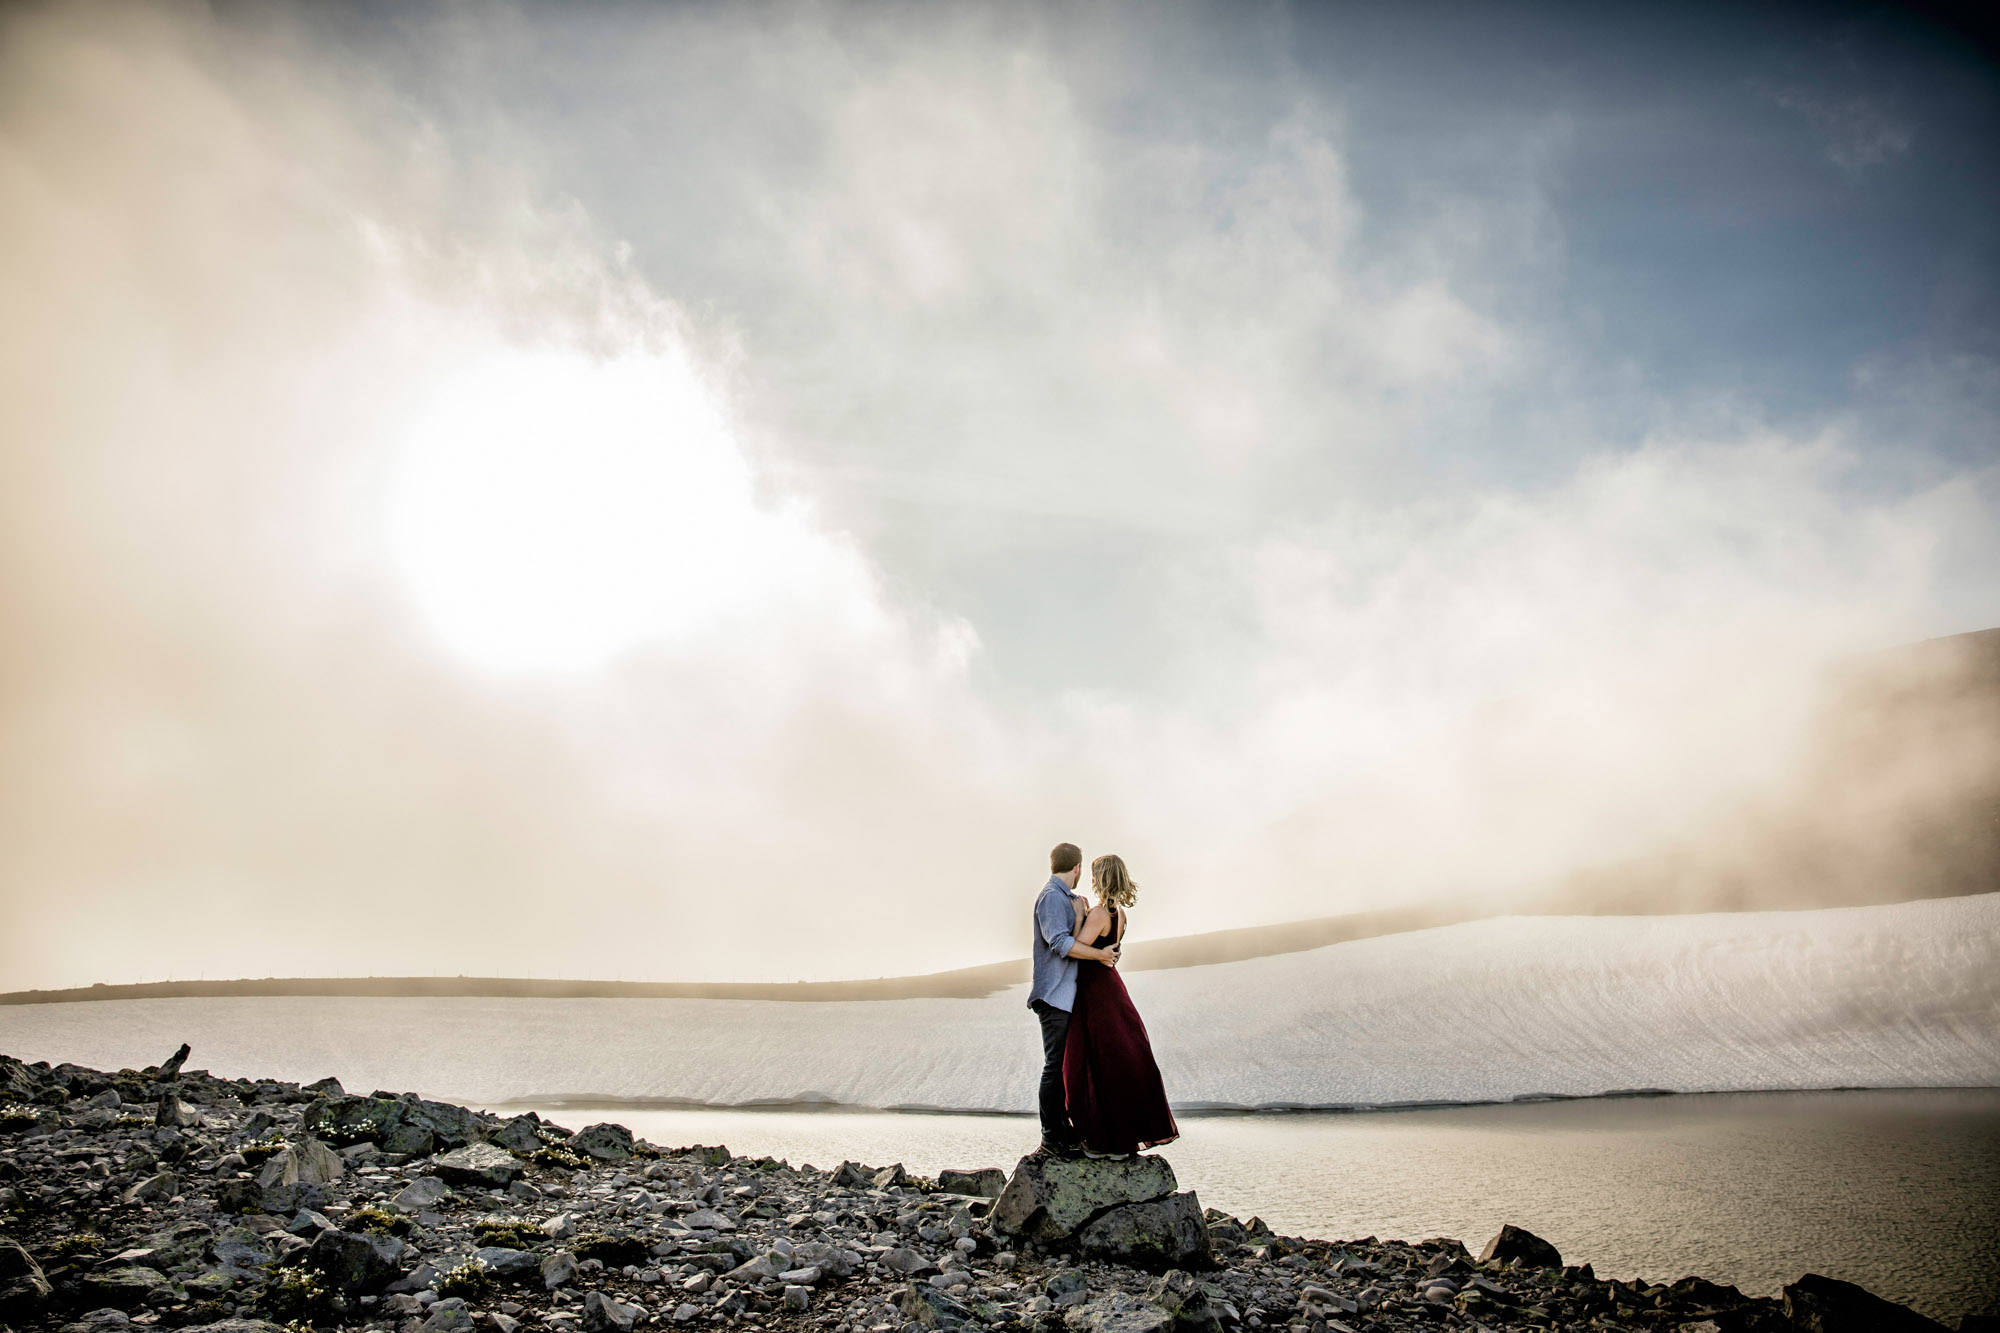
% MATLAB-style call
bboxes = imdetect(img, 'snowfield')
[3,895,1995,1111]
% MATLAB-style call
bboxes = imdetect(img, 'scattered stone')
[937,1166,1006,1198]
[542,1249,580,1289]
[430,1141,525,1189]
[122,1170,176,1204]
[573,1122,636,1161]
[304,1227,408,1294]
[582,1289,643,1331]
[257,1136,344,1188]
[476,1246,541,1279]
[1478,1223,1563,1269]
[392,1174,450,1212]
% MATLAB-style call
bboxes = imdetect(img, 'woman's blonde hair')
[1091,854,1139,909]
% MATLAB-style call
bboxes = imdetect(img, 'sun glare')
[385,346,764,674]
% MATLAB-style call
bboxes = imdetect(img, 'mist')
[2,0,1995,991]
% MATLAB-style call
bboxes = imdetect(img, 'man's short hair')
[1050,842,1082,875]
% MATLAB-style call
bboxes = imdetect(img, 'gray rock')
[286,1208,335,1236]
[572,1122,635,1161]
[937,1167,1007,1198]
[79,1266,174,1310]
[1478,1224,1562,1269]
[475,1247,540,1279]
[84,1088,122,1109]
[490,1314,521,1333]
[1075,1191,1213,1271]
[542,1249,579,1289]
[1064,1295,1176,1333]
[155,1094,194,1128]
[1782,1274,1950,1333]
[303,1228,407,1294]
[993,1152,1179,1242]
[785,1284,812,1311]
[303,1076,344,1097]
[542,1211,577,1239]
[883,1247,938,1276]
[0,1238,52,1319]
[256,1137,344,1189]
[873,1163,909,1189]
[421,1296,475,1332]
[681,1208,730,1230]
[832,1161,873,1188]
[492,1114,549,1154]
[430,1141,524,1189]
[790,1241,859,1279]
[123,1170,177,1204]
[208,1231,272,1270]
[728,1253,787,1280]
[900,1281,985,1329]
[781,1264,823,1285]
[157,1043,191,1080]
[391,1175,450,1212]
[583,1290,643,1332]
[670,1301,701,1322]
[304,1092,487,1153]
[1148,1270,1225,1332]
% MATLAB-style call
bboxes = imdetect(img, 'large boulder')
[992,1153,1180,1243]
[572,1123,634,1161]
[1478,1223,1562,1269]
[1781,1274,1950,1333]
[1075,1192,1213,1271]
[430,1142,525,1189]
[0,1238,51,1320]
[304,1093,488,1152]
[256,1137,344,1189]
[492,1114,551,1154]
[303,1228,407,1295]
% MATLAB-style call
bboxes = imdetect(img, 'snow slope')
[2,895,1994,1111]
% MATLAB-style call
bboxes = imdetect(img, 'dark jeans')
[1032,999,1073,1145]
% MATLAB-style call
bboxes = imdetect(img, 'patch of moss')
[472,1219,544,1249]
[239,1137,288,1166]
[436,1259,491,1300]
[347,1205,412,1237]
[261,1267,337,1323]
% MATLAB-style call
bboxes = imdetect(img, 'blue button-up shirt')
[1028,875,1081,1012]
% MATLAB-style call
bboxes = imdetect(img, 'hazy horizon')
[3,0,1997,991]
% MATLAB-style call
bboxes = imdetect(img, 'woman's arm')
[1080,903,1112,947]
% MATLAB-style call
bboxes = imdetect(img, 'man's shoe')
[1037,1138,1083,1159]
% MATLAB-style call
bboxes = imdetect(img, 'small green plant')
[181,1298,230,1325]
[0,1103,42,1131]
[114,1113,152,1128]
[239,1137,288,1166]
[472,1219,544,1249]
[347,1205,411,1237]
[262,1267,337,1322]
[50,1232,103,1259]
[436,1259,491,1300]
[532,1144,585,1171]
[317,1115,379,1148]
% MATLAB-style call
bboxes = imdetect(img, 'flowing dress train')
[1062,907,1179,1154]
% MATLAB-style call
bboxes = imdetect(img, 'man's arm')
[1038,890,1117,965]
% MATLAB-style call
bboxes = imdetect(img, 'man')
[1028,841,1122,1156]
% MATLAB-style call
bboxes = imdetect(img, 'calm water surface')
[504,1090,2000,1325]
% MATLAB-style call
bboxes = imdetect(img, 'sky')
[1,0,1996,989]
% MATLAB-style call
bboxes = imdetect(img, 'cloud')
[1763,85,1916,171]
[0,1,1992,991]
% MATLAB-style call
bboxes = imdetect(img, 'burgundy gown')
[1063,907,1179,1154]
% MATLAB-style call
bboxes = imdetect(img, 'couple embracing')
[1028,842,1179,1159]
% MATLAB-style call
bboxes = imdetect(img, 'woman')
[1062,853,1179,1157]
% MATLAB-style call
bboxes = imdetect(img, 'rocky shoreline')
[0,1049,1982,1333]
